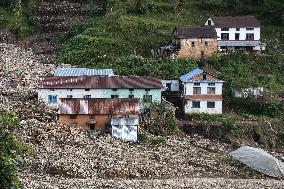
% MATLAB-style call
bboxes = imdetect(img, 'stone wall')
[174,38,217,59]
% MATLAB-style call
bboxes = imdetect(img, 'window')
[89,124,95,130]
[129,89,134,91]
[166,83,171,91]
[192,101,200,108]
[48,95,57,104]
[208,83,215,86]
[207,101,215,108]
[236,28,240,31]
[67,89,73,91]
[50,89,55,91]
[191,42,195,48]
[83,95,91,99]
[204,41,208,47]
[193,87,201,94]
[235,33,240,40]
[194,83,200,86]
[207,87,216,94]
[85,89,90,91]
[129,95,134,98]
[221,33,229,40]
[145,89,150,92]
[111,95,119,98]
[67,95,73,99]
[203,74,207,80]
[221,28,229,31]
[112,89,118,91]
[246,28,254,30]
[143,95,152,103]
[246,33,254,40]
[70,115,77,119]
[208,20,211,26]
[89,115,96,119]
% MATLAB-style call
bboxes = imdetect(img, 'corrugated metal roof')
[59,98,140,115]
[38,76,162,89]
[55,68,114,76]
[179,68,224,83]
[218,40,261,47]
[180,68,203,82]
[209,16,260,28]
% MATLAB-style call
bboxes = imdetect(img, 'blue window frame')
[48,95,57,104]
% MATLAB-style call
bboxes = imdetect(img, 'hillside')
[0,1,284,188]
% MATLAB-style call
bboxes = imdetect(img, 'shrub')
[142,101,179,136]
[0,112,29,189]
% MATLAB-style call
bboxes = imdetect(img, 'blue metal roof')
[55,68,114,76]
[179,68,224,83]
[179,68,203,82]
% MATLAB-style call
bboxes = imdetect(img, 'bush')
[0,112,29,189]
[142,101,179,136]
[226,96,284,118]
[151,136,166,145]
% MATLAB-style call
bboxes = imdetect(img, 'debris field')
[0,43,283,188]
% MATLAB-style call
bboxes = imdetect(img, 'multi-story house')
[38,75,162,108]
[204,16,265,52]
[162,26,217,59]
[180,68,224,114]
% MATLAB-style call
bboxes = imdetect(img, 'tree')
[0,112,29,189]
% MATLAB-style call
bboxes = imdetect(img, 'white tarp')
[112,125,138,142]
[230,146,284,178]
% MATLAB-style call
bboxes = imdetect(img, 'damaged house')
[180,68,224,114]
[204,16,265,52]
[162,26,217,59]
[38,75,162,130]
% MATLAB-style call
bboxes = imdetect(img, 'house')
[58,98,140,130]
[162,26,217,59]
[232,86,264,98]
[54,68,114,76]
[38,75,162,108]
[112,117,139,142]
[180,68,224,114]
[204,16,265,52]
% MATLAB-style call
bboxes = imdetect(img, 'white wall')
[184,82,223,95]
[214,27,260,41]
[162,80,179,92]
[185,100,222,114]
[38,88,161,106]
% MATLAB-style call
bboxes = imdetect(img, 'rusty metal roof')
[59,98,140,115]
[38,76,162,89]
[209,16,260,28]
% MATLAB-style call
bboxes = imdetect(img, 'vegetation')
[0,112,29,189]
[0,0,39,37]
[143,101,179,136]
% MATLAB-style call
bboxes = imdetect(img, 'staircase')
[19,0,92,60]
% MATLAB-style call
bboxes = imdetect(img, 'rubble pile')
[1,43,283,188]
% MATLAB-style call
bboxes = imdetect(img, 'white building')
[204,16,265,52]
[180,68,224,114]
[111,117,139,142]
[161,80,180,92]
[38,75,162,108]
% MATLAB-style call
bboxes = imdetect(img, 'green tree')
[0,112,29,189]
